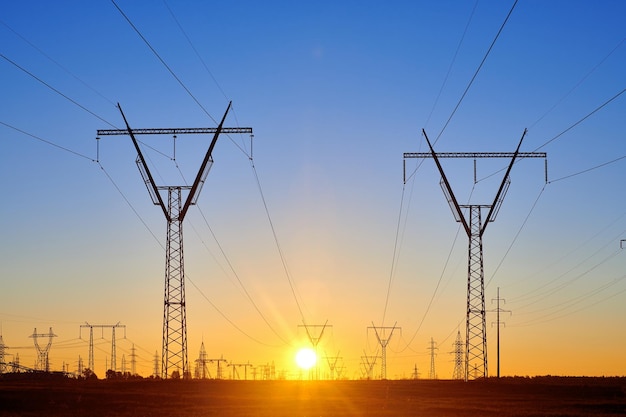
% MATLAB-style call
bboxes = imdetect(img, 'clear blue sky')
[1,0,625,378]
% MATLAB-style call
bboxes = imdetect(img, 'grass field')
[0,376,624,416]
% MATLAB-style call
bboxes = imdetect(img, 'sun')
[295,347,317,370]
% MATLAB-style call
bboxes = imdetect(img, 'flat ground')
[0,376,624,416]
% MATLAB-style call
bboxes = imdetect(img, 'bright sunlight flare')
[295,348,317,370]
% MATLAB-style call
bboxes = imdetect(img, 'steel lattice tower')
[451,330,464,380]
[0,332,6,374]
[29,327,56,372]
[100,101,252,379]
[162,187,187,378]
[466,205,487,378]
[368,323,399,380]
[404,129,545,380]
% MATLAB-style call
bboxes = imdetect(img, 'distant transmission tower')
[323,352,342,380]
[194,341,210,379]
[153,351,160,378]
[451,330,464,380]
[428,337,438,379]
[99,102,252,379]
[298,321,332,380]
[80,322,126,372]
[361,352,378,380]
[404,129,545,380]
[29,327,57,372]
[130,344,137,376]
[0,329,6,374]
[368,323,399,380]
[490,287,511,378]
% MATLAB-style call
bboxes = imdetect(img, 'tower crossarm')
[97,127,252,136]
[403,151,546,159]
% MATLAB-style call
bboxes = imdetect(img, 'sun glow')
[295,348,317,370]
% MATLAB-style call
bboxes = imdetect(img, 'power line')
[434,0,519,144]
[249,160,307,322]
[0,18,117,107]
[0,121,95,161]
[548,154,626,184]
[0,53,117,128]
[110,0,217,126]
[533,87,626,152]
[424,0,479,129]
[161,0,229,102]
[529,37,626,131]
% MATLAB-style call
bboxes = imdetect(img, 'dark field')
[1,377,624,416]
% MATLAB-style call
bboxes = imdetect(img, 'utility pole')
[451,330,464,380]
[99,102,252,379]
[298,321,332,380]
[29,327,56,372]
[404,129,545,380]
[428,337,438,379]
[491,287,511,378]
[368,323,400,379]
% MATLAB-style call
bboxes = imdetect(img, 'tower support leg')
[162,187,189,379]
[465,206,487,380]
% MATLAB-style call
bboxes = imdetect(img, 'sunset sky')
[1,1,625,379]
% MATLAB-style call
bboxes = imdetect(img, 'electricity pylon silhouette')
[451,330,464,380]
[298,320,332,380]
[361,351,379,380]
[428,337,438,379]
[80,322,126,373]
[29,327,56,372]
[368,322,399,380]
[404,129,545,380]
[99,101,252,379]
[490,287,511,378]
[323,351,342,380]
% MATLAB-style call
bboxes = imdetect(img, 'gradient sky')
[1,1,625,379]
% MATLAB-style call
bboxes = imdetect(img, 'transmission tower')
[0,330,6,374]
[130,344,137,376]
[323,352,342,380]
[194,341,210,379]
[80,322,126,372]
[152,351,160,378]
[404,129,545,380]
[428,337,438,379]
[230,362,252,381]
[208,356,228,380]
[490,287,511,378]
[367,323,399,380]
[361,353,378,380]
[229,362,251,380]
[411,363,420,380]
[451,330,464,380]
[77,355,84,376]
[99,102,251,379]
[29,327,57,372]
[298,320,332,380]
